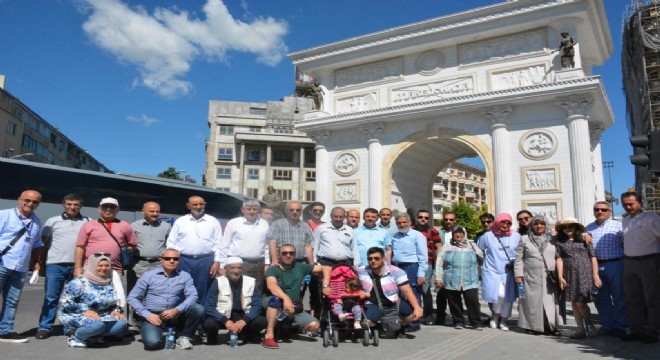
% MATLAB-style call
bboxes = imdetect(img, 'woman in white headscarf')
[59,253,127,348]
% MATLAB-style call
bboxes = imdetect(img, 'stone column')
[482,105,512,215]
[307,130,331,206]
[361,122,385,209]
[238,143,245,194]
[266,144,272,186]
[556,94,595,223]
[591,127,606,202]
[299,146,305,201]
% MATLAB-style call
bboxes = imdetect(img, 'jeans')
[180,255,214,303]
[422,265,434,318]
[140,304,205,350]
[72,320,127,342]
[0,266,28,335]
[594,259,628,331]
[38,263,75,333]
[396,263,422,306]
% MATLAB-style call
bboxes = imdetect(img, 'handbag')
[369,270,401,333]
[528,235,557,290]
[99,220,135,270]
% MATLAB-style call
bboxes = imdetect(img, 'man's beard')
[191,209,205,217]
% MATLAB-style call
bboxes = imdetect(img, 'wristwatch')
[322,283,330,288]
[114,308,124,314]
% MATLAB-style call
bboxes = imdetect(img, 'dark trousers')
[139,304,205,350]
[180,254,215,303]
[446,288,481,327]
[623,256,660,337]
[203,314,267,343]
[436,287,448,323]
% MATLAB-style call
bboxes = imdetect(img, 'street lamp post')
[603,161,615,210]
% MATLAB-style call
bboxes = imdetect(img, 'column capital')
[481,104,512,128]
[555,94,594,119]
[306,129,331,147]
[360,122,384,141]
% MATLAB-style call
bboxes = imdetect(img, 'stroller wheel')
[373,329,379,347]
[362,328,369,346]
[332,328,339,347]
[322,329,330,347]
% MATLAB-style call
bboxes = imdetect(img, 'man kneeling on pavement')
[203,257,267,345]
[358,247,423,336]
[261,244,324,349]
[127,249,205,350]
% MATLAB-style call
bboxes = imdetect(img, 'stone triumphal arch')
[291,0,613,224]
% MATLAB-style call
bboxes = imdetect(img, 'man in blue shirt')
[390,212,427,330]
[354,208,392,265]
[0,190,43,343]
[127,249,205,350]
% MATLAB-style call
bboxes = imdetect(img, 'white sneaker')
[489,318,498,329]
[354,321,363,330]
[176,336,193,350]
[67,337,87,349]
[499,322,509,331]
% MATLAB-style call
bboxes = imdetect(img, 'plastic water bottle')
[304,274,311,285]
[229,332,238,349]
[277,310,290,321]
[517,283,526,299]
[165,327,175,351]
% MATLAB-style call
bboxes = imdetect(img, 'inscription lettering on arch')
[390,77,474,105]
[458,29,546,66]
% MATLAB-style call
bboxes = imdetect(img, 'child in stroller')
[332,277,369,329]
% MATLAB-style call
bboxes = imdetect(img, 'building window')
[218,125,234,135]
[247,148,261,162]
[216,167,231,179]
[58,139,66,152]
[306,190,316,201]
[22,134,48,157]
[273,169,292,180]
[247,188,259,198]
[277,189,292,200]
[217,187,230,192]
[274,128,293,134]
[272,149,293,163]
[247,168,259,180]
[305,171,316,181]
[249,107,266,116]
[248,126,261,133]
[217,144,233,161]
[6,122,16,134]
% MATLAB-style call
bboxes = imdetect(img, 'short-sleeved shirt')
[585,218,624,261]
[42,213,90,264]
[0,208,42,272]
[413,225,441,265]
[76,219,138,271]
[131,220,171,259]
[265,262,314,302]
[357,264,409,305]
[621,211,660,257]
[354,225,392,265]
[267,219,313,261]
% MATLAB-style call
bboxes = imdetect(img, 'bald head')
[17,190,42,217]
[142,201,161,224]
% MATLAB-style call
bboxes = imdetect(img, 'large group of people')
[0,188,658,352]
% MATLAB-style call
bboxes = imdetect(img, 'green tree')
[157,167,182,180]
[443,200,485,240]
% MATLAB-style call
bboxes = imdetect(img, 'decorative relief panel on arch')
[335,58,403,88]
[520,164,561,194]
[333,151,360,177]
[489,63,549,91]
[390,77,474,105]
[336,93,378,114]
[518,129,558,160]
[522,199,562,225]
[334,180,360,203]
[416,50,445,76]
[458,28,546,66]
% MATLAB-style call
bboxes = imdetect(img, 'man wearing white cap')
[203,256,266,345]
[74,197,137,276]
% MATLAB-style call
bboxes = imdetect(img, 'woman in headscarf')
[59,253,127,349]
[477,213,520,331]
[514,215,563,336]
[435,227,483,330]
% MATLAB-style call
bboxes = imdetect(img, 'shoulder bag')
[99,220,135,270]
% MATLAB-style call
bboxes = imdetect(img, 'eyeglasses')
[517,217,531,222]
[367,256,382,261]
[287,208,302,213]
[312,209,324,214]
[161,257,180,261]
[280,251,295,256]
[593,208,610,213]
[481,220,493,224]
[417,216,429,220]
[93,253,112,257]
[443,218,455,222]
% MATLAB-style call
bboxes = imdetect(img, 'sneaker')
[474,326,484,331]
[354,321,362,330]
[35,330,50,340]
[67,337,87,349]
[261,337,279,349]
[489,319,498,329]
[454,322,464,330]
[0,332,29,343]
[176,336,193,350]
[337,313,349,321]
[499,322,509,331]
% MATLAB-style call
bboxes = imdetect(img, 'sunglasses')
[443,218,455,222]
[287,209,302,213]
[312,209,324,214]
[93,253,112,257]
[417,216,429,220]
[100,205,118,210]
[367,256,382,261]
[517,217,531,221]
[593,208,610,213]
[481,220,493,224]
[280,251,295,256]
[161,257,180,261]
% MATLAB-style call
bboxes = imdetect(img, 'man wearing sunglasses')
[585,201,627,338]
[74,198,137,277]
[0,190,43,343]
[413,209,441,326]
[127,249,204,350]
[305,202,325,232]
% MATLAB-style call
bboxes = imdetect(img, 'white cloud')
[127,114,159,126]
[80,0,288,98]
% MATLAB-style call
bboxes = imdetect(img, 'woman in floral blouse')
[59,253,127,348]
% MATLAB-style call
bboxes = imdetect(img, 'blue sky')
[0,0,633,215]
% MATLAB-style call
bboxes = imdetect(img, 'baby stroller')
[320,263,378,347]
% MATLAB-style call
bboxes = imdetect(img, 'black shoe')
[610,329,627,338]
[621,333,643,342]
[0,332,29,343]
[35,331,50,340]
[206,334,218,345]
[642,335,659,344]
